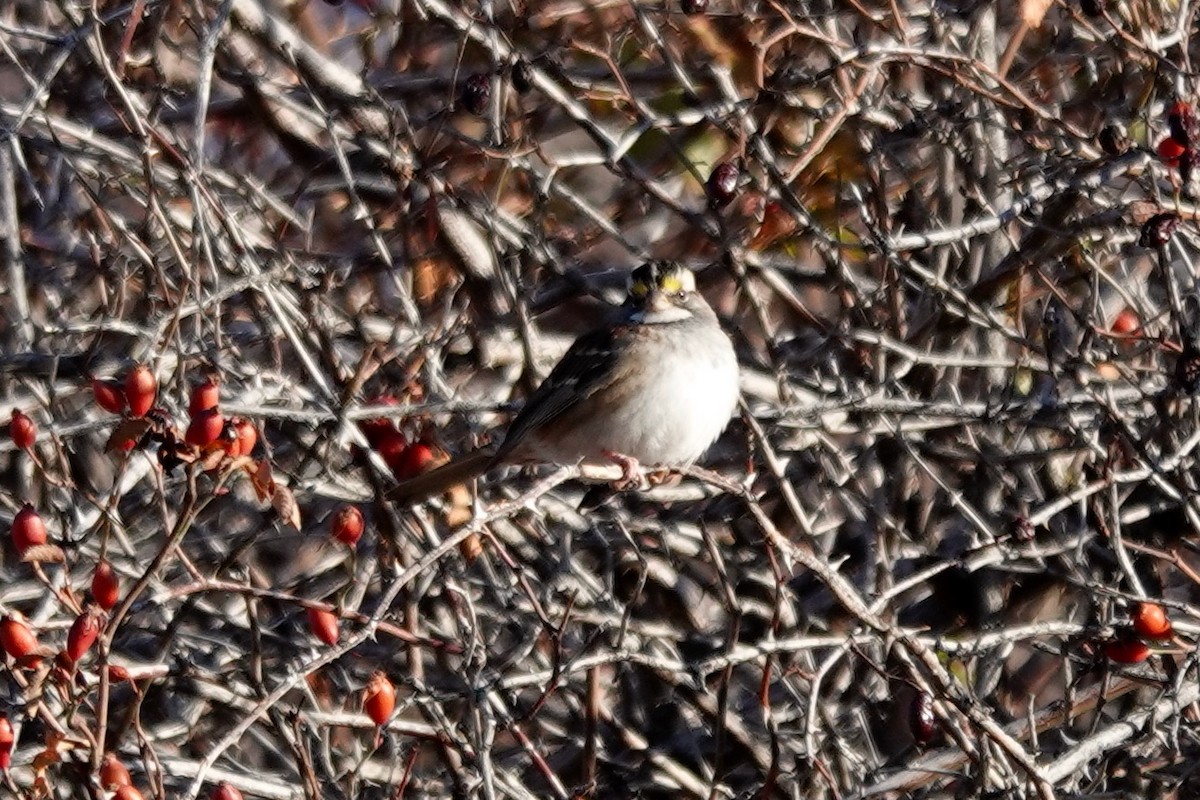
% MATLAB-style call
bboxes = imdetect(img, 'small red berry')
[377,431,409,473]
[1110,308,1139,335]
[189,378,220,416]
[185,408,225,448]
[363,671,396,726]
[232,417,257,457]
[91,561,120,611]
[0,616,38,661]
[214,420,240,458]
[1158,137,1187,168]
[124,365,157,418]
[100,752,132,789]
[360,419,396,450]
[66,608,103,662]
[359,395,400,449]
[394,442,436,479]
[307,607,339,646]
[11,505,47,553]
[8,410,35,450]
[93,378,127,414]
[211,783,245,800]
[1104,638,1151,664]
[330,505,365,547]
[0,714,12,770]
[1132,602,1172,640]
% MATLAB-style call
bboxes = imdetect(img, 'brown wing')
[492,325,632,463]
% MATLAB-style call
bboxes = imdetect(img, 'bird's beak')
[646,289,670,313]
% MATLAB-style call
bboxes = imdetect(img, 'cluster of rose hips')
[93,368,258,474]
[5,486,125,668]
[181,377,258,465]
[0,366,270,787]
[0,372,152,780]
[2,512,117,777]
[4,371,403,780]
[357,395,436,483]
[1102,601,1174,664]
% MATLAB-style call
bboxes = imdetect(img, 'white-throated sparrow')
[388,261,739,501]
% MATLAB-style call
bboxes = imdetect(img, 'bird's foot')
[603,450,643,490]
[646,468,677,487]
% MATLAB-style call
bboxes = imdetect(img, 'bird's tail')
[386,449,495,504]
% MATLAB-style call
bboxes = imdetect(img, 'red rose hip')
[307,607,339,645]
[8,410,35,450]
[11,505,47,553]
[66,608,103,662]
[124,365,157,418]
[330,505,365,547]
[363,671,396,726]
[91,561,120,611]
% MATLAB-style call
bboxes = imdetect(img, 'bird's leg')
[602,450,643,489]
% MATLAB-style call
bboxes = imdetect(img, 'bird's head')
[626,261,704,323]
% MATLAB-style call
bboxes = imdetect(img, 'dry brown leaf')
[445,483,473,528]
[21,544,66,564]
[747,201,799,251]
[458,532,483,562]
[250,457,275,502]
[105,417,151,452]
[272,483,301,530]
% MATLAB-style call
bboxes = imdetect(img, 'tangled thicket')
[1,0,1199,798]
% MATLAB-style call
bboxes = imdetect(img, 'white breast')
[541,322,740,466]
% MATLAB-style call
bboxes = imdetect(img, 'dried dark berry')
[511,60,532,94]
[1097,125,1129,156]
[461,74,491,116]
[681,0,708,12]
[1176,346,1200,394]
[1079,0,1103,15]
[706,162,740,207]
[1138,212,1181,248]
[909,691,936,745]
[1011,516,1034,541]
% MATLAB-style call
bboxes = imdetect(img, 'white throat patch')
[631,305,693,324]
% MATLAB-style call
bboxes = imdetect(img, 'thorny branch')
[1,0,1200,798]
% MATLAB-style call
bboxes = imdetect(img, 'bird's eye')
[676,290,687,300]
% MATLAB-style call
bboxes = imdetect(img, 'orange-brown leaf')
[250,458,275,501]
[105,417,152,452]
